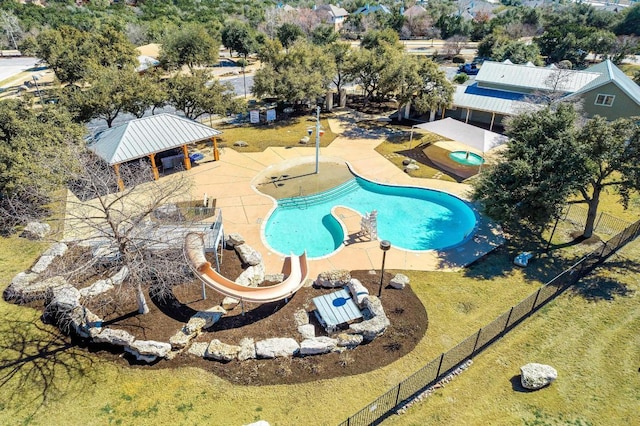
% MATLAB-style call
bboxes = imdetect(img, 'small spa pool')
[449,151,485,166]
[263,176,478,258]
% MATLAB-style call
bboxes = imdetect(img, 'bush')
[453,73,469,84]
[452,55,466,64]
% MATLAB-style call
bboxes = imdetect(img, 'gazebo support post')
[113,164,125,191]
[181,145,192,170]
[489,112,496,131]
[212,137,220,161]
[149,154,159,180]
[465,108,471,123]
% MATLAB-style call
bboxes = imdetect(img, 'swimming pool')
[263,176,478,258]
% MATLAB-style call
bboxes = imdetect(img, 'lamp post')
[314,105,323,174]
[378,240,391,297]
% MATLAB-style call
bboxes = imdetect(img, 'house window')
[594,94,615,107]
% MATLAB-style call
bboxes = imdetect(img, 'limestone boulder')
[187,307,226,333]
[255,338,299,358]
[348,315,390,341]
[21,221,51,240]
[264,273,284,283]
[49,284,81,312]
[520,363,557,390]
[21,276,68,302]
[237,337,256,361]
[244,421,270,426]
[363,295,386,319]
[233,140,248,147]
[125,340,172,363]
[390,273,409,290]
[205,339,241,362]
[169,329,195,350]
[299,136,310,144]
[298,324,315,339]
[188,342,209,358]
[404,163,420,172]
[294,309,309,327]
[336,333,364,348]
[316,270,351,288]
[222,296,239,310]
[3,272,39,302]
[236,244,263,266]
[300,337,337,356]
[347,278,369,307]
[31,243,68,274]
[93,328,135,347]
[64,305,103,339]
[226,233,245,248]
[236,263,265,287]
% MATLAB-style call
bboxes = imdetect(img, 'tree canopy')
[159,23,220,71]
[473,103,640,238]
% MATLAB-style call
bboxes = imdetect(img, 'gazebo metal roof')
[88,114,222,165]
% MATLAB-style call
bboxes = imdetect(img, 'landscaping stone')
[169,329,195,350]
[31,243,68,274]
[49,284,81,312]
[390,273,409,290]
[5,275,64,303]
[125,340,172,363]
[347,278,369,307]
[233,140,248,147]
[226,233,245,247]
[153,203,184,221]
[402,158,411,166]
[299,136,310,144]
[363,295,387,319]
[336,333,363,348]
[67,306,103,339]
[238,337,256,361]
[404,163,420,172]
[235,244,263,266]
[236,263,265,287]
[205,339,241,362]
[21,221,51,240]
[255,338,299,358]
[188,342,209,357]
[348,315,389,341]
[298,324,316,339]
[244,421,270,426]
[186,307,226,333]
[316,269,351,288]
[293,309,309,327]
[93,328,135,347]
[300,337,337,356]
[222,296,239,310]
[520,363,557,390]
[93,245,121,263]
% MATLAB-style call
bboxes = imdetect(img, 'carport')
[88,114,222,190]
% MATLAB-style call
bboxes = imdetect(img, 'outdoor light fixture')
[378,240,391,297]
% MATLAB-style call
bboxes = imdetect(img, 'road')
[0,57,41,85]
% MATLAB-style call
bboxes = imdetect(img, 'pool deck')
[186,120,504,279]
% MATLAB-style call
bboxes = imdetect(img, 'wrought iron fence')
[339,218,640,426]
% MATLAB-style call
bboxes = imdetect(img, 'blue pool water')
[264,177,477,258]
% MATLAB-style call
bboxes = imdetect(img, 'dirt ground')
[80,247,428,385]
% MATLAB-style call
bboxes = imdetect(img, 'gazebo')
[88,114,222,190]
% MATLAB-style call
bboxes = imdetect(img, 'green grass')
[214,115,338,152]
[0,181,637,425]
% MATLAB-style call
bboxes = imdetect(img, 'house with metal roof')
[445,60,640,130]
[353,4,391,15]
[88,114,222,190]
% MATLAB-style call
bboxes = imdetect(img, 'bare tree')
[0,10,22,50]
[443,35,468,58]
[54,153,200,315]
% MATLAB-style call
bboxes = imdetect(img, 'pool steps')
[278,179,359,209]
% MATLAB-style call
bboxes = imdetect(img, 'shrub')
[453,73,469,84]
[452,55,466,64]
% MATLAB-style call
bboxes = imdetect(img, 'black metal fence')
[339,218,640,426]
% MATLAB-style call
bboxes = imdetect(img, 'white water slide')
[184,233,309,303]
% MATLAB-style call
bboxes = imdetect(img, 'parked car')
[458,63,479,75]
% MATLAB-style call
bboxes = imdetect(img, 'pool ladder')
[279,179,359,210]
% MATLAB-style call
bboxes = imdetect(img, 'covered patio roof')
[414,118,508,153]
[88,113,222,165]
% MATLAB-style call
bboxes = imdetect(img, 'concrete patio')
[184,119,504,279]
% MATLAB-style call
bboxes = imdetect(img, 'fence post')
[471,328,482,357]
[395,383,402,405]
[504,307,514,332]
[531,288,542,312]
[436,353,445,377]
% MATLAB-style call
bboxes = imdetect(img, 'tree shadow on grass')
[0,314,100,419]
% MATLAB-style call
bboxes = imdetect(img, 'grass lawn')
[214,115,338,152]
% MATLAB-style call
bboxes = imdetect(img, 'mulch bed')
[34,246,428,386]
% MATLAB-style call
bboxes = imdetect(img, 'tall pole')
[315,105,321,174]
[378,240,391,297]
[32,76,43,104]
